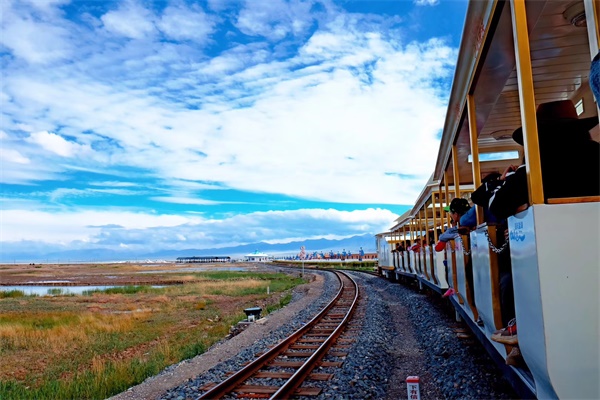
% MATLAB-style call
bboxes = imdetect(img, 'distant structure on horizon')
[244,250,270,262]
[176,256,231,263]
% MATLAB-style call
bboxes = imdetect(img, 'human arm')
[489,166,529,220]
[438,227,458,242]
[434,240,446,252]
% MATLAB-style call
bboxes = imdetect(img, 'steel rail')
[198,270,352,399]
[269,270,359,399]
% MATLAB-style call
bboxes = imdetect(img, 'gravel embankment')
[117,268,517,400]
[324,272,517,399]
[159,270,340,400]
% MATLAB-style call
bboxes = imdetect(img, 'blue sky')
[1,0,468,258]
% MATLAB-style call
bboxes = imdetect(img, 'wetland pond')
[0,285,164,296]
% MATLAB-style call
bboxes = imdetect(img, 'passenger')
[435,198,472,298]
[490,99,599,342]
[446,197,471,231]
[448,198,471,225]
[472,172,516,329]
[490,100,599,219]
[488,100,599,367]
[458,200,479,230]
[434,198,471,251]
[470,172,502,225]
[409,238,421,252]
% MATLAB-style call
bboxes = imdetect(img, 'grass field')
[0,270,304,400]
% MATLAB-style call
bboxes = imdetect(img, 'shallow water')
[0,285,161,296]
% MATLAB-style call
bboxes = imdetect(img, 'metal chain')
[456,235,471,256]
[484,230,509,254]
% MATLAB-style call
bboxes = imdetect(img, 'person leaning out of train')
[470,172,503,225]
[487,162,528,221]
[489,100,599,221]
[434,198,471,252]
[471,171,519,345]
[409,238,422,252]
[434,220,457,252]
[485,99,600,368]
[435,198,472,298]
[450,198,472,231]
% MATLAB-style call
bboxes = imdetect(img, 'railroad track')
[198,270,360,399]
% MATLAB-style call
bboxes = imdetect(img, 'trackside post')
[406,376,421,400]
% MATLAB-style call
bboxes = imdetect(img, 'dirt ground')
[0,262,268,286]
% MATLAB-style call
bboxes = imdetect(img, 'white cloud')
[151,196,226,206]
[101,1,156,39]
[26,131,92,157]
[49,188,142,202]
[0,1,73,64]
[235,0,314,40]
[18,0,71,15]
[89,181,139,187]
[0,206,395,251]
[3,20,455,202]
[1,208,200,243]
[414,0,440,6]
[157,4,217,42]
[1,148,30,164]
[0,0,460,255]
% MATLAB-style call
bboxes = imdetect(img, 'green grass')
[265,293,293,314]
[81,285,163,296]
[0,290,26,299]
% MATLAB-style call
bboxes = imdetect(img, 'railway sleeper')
[253,371,333,380]
[267,360,343,367]
[233,384,322,397]
[297,338,327,343]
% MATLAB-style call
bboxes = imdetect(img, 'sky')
[1,0,468,260]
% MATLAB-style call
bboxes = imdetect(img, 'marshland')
[0,262,305,399]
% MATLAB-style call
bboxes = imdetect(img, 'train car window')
[575,98,584,116]
[467,151,520,163]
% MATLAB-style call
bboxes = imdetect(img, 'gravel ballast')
[114,268,517,399]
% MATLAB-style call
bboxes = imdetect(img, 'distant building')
[344,252,376,260]
[176,256,230,264]
[245,250,269,262]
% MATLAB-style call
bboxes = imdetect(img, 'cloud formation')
[0,0,465,259]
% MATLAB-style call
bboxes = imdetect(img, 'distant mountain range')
[1,234,377,263]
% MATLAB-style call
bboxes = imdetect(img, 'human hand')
[501,165,518,180]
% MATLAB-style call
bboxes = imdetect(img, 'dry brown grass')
[0,312,145,354]
[0,265,303,399]
[191,278,265,293]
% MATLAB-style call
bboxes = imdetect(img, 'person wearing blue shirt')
[459,207,477,229]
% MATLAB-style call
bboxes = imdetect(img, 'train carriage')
[378,0,600,398]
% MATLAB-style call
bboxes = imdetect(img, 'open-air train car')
[378,0,599,398]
